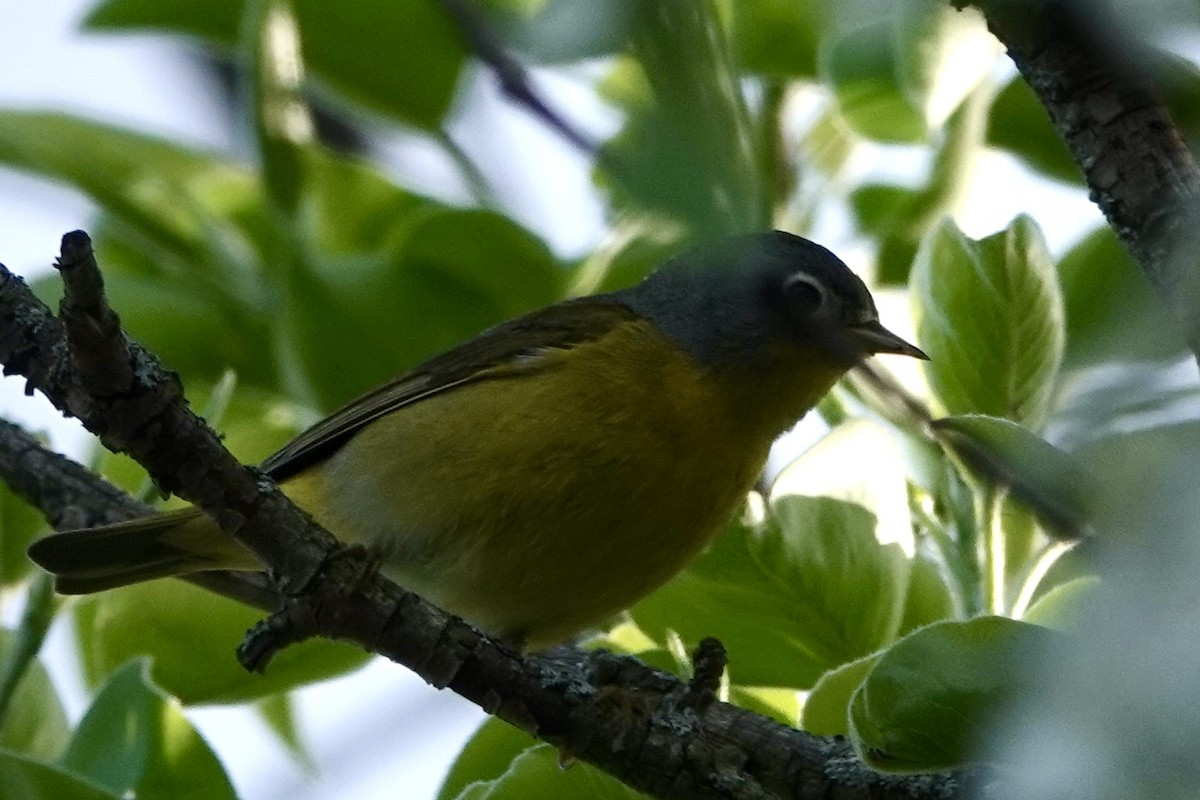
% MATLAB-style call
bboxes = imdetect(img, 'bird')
[28,230,926,651]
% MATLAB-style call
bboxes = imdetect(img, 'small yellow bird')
[29,231,924,650]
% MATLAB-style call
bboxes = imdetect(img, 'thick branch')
[0,235,959,799]
[0,419,280,610]
[965,0,1200,359]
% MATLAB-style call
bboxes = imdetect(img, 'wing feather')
[260,297,639,480]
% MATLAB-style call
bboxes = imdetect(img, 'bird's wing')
[260,297,640,481]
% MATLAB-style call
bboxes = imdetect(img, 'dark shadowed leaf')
[849,616,1055,772]
[932,414,1094,537]
[73,582,369,705]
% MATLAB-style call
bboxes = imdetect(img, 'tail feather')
[27,508,260,594]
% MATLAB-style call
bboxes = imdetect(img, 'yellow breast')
[281,321,791,648]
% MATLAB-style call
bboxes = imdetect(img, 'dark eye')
[782,273,827,316]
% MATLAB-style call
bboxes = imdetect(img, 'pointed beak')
[846,319,929,360]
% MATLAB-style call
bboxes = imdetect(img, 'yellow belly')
[282,322,776,648]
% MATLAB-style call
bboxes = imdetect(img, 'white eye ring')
[782,272,828,316]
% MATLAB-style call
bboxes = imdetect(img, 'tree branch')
[0,233,960,799]
[963,0,1200,361]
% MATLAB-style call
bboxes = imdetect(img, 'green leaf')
[454,744,651,800]
[1058,226,1187,365]
[850,77,991,286]
[0,112,228,260]
[487,0,638,64]
[85,0,245,42]
[897,554,955,634]
[85,0,465,129]
[1022,576,1100,631]
[602,5,765,235]
[822,19,927,143]
[0,630,70,760]
[72,581,369,705]
[771,418,914,556]
[911,216,1065,428]
[256,692,313,766]
[244,0,311,217]
[61,660,236,798]
[0,750,120,800]
[32,267,271,392]
[630,496,911,688]
[729,0,823,77]
[893,1,997,134]
[437,718,538,800]
[987,77,1080,184]
[305,150,426,255]
[0,479,48,587]
[728,685,801,727]
[849,616,1054,772]
[801,652,880,736]
[822,1,996,143]
[281,208,564,410]
[932,414,1094,536]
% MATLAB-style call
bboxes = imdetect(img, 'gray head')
[616,230,926,370]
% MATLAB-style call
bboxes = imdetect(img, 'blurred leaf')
[631,497,911,688]
[86,0,465,129]
[245,0,312,217]
[438,717,538,800]
[0,112,228,260]
[0,751,120,800]
[911,216,1064,428]
[305,150,426,255]
[849,616,1054,772]
[728,685,801,727]
[856,80,993,285]
[822,1,995,143]
[893,1,997,133]
[897,554,955,634]
[822,19,927,143]
[256,692,312,766]
[61,660,236,798]
[0,630,70,760]
[293,0,465,130]
[1159,50,1200,141]
[987,77,1080,184]
[85,0,245,41]
[771,418,913,554]
[73,581,369,705]
[801,651,880,736]
[487,0,638,63]
[1058,226,1187,365]
[33,268,273,391]
[602,3,764,235]
[1022,575,1100,631]
[932,414,1094,537]
[566,217,687,296]
[852,184,918,238]
[455,743,651,800]
[282,208,564,410]
[729,0,823,77]
[1000,496,1039,583]
[799,104,859,180]
[0,480,48,587]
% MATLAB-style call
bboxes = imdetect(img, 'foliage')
[0,0,1196,797]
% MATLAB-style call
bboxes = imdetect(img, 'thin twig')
[438,0,598,156]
